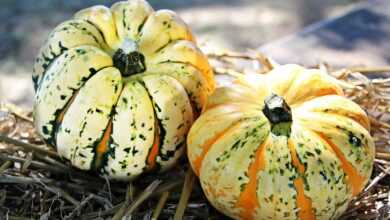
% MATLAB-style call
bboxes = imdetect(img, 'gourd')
[187,64,374,220]
[33,0,214,180]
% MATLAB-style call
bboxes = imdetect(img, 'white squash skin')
[56,67,122,170]
[75,5,119,49]
[104,81,155,179]
[33,19,107,89]
[142,74,194,168]
[34,46,113,145]
[33,0,214,179]
[138,10,194,55]
[146,62,209,112]
[111,0,154,42]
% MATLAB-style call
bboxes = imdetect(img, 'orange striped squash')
[187,64,374,220]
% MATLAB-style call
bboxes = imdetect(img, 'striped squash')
[33,0,214,180]
[187,64,374,220]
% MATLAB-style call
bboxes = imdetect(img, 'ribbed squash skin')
[187,64,374,220]
[33,0,214,180]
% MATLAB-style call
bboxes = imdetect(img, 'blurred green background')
[0,0,363,106]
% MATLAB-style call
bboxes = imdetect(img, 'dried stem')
[123,180,161,217]
[112,180,161,220]
[376,152,390,161]
[0,154,66,174]
[152,191,170,220]
[174,169,196,220]
[364,166,389,193]
[0,160,12,174]
[347,66,390,73]
[64,194,94,220]
[32,174,80,206]
[0,134,59,159]
[1,102,33,122]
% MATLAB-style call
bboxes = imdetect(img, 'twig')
[0,134,59,159]
[153,179,183,197]
[80,204,122,219]
[103,175,113,203]
[112,180,161,220]
[21,153,32,173]
[174,169,196,220]
[207,50,276,72]
[207,51,272,67]
[0,160,12,174]
[32,174,80,206]
[0,174,86,193]
[364,166,390,193]
[64,194,94,220]
[111,183,134,220]
[0,174,46,184]
[207,51,257,60]
[347,66,390,74]
[0,154,66,174]
[81,179,182,219]
[250,50,278,72]
[377,164,390,175]
[152,191,170,220]
[33,153,69,170]
[213,67,243,77]
[123,180,161,218]
[127,182,135,203]
[89,194,114,209]
[375,159,390,166]
[1,152,105,186]
[1,102,33,122]
[376,152,390,161]
[8,216,32,220]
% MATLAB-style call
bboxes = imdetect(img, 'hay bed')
[0,51,389,220]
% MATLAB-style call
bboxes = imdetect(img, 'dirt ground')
[0,0,362,107]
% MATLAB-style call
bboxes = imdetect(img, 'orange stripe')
[147,125,160,169]
[294,178,315,220]
[236,140,268,220]
[192,121,243,176]
[202,103,220,113]
[316,132,365,196]
[315,109,370,131]
[203,103,240,114]
[94,121,112,168]
[56,109,66,124]
[347,113,370,131]
[288,140,316,220]
[288,140,305,174]
[56,91,78,124]
[314,88,343,97]
[293,88,342,105]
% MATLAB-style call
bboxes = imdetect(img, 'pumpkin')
[32,0,214,179]
[187,64,374,220]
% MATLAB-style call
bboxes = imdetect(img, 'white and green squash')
[33,0,215,179]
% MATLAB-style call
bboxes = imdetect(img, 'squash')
[32,0,215,180]
[187,64,374,220]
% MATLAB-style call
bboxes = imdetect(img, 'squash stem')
[113,39,146,77]
[262,93,292,137]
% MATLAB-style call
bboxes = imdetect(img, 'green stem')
[262,93,292,137]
